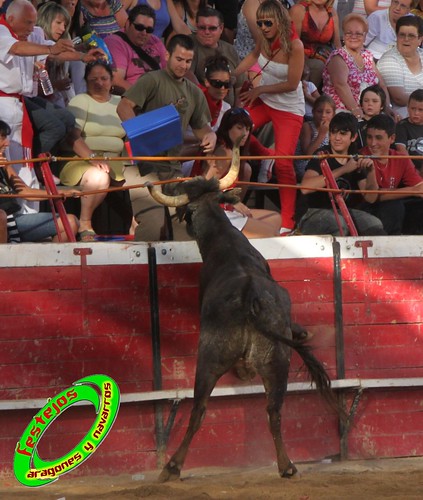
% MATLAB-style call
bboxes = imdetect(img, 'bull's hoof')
[158,463,181,483]
[280,462,298,478]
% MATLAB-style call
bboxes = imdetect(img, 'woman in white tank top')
[234,0,305,235]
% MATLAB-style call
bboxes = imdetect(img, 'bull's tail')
[262,330,345,420]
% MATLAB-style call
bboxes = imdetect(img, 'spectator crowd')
[0,0,422,243]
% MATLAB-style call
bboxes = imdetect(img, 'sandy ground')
[2,457,422,499]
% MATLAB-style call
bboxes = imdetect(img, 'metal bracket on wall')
[354,240,373,259]
[73,247,93,333]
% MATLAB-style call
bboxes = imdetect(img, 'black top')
[304,147,367,209]
[395,118,423,172]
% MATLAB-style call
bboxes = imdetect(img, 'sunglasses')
[256,20,273,28]
[131,22,154,34]
[197,25,220,32]
[209,79,231,89]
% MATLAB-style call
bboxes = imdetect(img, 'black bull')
[147,144,340,481]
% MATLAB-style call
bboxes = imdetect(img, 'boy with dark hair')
[360,114,423,234]
[357,84,387,150]
[395,89,423,174]
[298,112,385,236]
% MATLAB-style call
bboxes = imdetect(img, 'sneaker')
[257,158,275,183]
[280,227,294,237]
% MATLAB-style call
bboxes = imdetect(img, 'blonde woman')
[235,0,305,235]
[37,2,74,107]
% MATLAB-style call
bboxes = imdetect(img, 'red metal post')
[320,158,358,237]
[38,153,76,242]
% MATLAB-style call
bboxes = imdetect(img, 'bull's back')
[200,272,291,334]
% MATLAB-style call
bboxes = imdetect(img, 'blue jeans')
[299,208,386,236]
[15,213,58,242]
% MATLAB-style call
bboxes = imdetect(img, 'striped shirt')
[377,46,423,118]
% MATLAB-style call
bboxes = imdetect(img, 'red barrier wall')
[0,237,422,477]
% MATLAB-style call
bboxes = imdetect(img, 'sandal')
[78,229,97,242]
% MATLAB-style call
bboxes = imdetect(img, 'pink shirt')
[104,32,167,85]
[323,48,378,110]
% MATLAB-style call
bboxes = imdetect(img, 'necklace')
[343,47,364,71]
[374,158,388,170]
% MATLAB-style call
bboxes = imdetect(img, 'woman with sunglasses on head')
[204,108,281,238]
[234,0,304,236]
[377,15,423,119]
[59,60,129,240]
[322,13,391,119]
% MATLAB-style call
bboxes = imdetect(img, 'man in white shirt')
[364,0,412,60]
[0,0,74,212]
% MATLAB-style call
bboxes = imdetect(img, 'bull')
[147,141,340,482]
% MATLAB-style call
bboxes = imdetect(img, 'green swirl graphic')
[14,374,120,487]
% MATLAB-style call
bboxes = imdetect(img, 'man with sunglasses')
[104,5,166,92]
[190,7,245,106]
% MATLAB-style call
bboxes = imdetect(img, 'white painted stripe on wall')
[0,236,422,268]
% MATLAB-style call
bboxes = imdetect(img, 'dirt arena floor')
[2,456,422,499]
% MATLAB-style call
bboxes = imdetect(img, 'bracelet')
[48,46,52,55]
[89,153,97,159]
[80,52,85,62]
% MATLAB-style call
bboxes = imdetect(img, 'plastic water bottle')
[39,68,54,96]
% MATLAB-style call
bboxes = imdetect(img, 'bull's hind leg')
[260,360,298,478]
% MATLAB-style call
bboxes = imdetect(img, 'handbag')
[240,48,281,108]
[311,44,335,63]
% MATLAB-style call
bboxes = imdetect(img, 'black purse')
[0,168,21,215]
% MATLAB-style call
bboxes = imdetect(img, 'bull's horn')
[218,135,243,190]
[146,182,189,207]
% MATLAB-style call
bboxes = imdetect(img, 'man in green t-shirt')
[118,35,216,241]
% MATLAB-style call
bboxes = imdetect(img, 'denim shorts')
[14,213,58,242]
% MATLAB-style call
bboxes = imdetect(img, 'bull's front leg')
[158,370,219,482]
[158,399,207,482]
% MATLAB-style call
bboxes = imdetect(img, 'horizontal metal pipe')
[1,377,423,411]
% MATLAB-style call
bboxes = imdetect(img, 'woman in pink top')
[322,13,390,118]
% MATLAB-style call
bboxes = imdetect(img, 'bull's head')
[146,137,243,208]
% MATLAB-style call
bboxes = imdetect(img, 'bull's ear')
[218,188,242,205]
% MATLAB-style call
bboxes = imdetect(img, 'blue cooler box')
[122,104,182,156]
